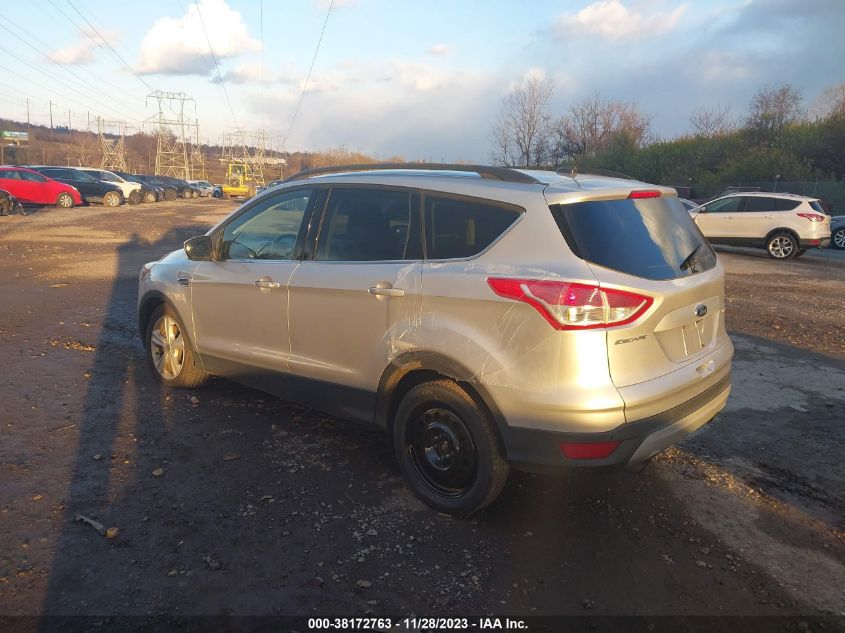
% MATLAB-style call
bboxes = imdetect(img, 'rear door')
[694,196,744,240]
[190,186,316,393]
[735,196,777,239]
[286,185,422,422]
[549,195,728,413]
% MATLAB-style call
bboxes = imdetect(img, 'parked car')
[691,192,831,259]
[77,167,143,205]
[134,175,178,201]
[112,171,163,203]
[0,188,25,215]
[138,163,733,514]
[28,166,124,207]
[156,176,199,199]
[679,198,699,212]
[187,180,215,197]
[0,165,82,208]
[211,184,223,198]
[830,215,845,250]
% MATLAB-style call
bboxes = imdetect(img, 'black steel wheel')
[393,380,508,515]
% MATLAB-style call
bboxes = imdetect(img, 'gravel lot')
[0,201,843,625]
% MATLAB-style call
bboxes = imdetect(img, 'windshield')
[549,196,717,280]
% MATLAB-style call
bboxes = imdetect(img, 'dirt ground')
[0,201,843,627]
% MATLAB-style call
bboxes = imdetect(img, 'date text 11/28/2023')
[307,617,528,630]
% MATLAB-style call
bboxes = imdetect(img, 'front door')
[190,186,317,394]
[287,185,422,422]
[695,196,744,241]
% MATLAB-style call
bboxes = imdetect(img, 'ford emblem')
[695,304,708,318]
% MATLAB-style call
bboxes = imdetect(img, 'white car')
[188,180,215,197]
[78,168,142,204]
[691,192,831,259]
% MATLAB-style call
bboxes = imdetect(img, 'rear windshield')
[549,196,717,280]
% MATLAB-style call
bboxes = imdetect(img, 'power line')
[0,20,148,122]
[194,0,240,129]
[46,0,154,93]
[281,0,334,150]
[0,44,135,123]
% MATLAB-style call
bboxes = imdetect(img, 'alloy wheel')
[149,315,186,380]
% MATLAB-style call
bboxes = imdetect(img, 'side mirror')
[184,235,213,261]
[697,206,706,213]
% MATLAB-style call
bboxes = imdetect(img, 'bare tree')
[689,104,733,137]
[489,75,554,167]
[745,84,805,134]
[549,92,650,163]
[809,83,845,120]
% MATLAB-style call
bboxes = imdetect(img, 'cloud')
[428,43,450,55]
[506,67,548,93]
[48,26,118,65]
[552,0,688,41]
[215,62,297,85]
[137,0,259,76]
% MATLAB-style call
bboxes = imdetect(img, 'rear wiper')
[679,244,702,271]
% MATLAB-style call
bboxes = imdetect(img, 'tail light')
[628,190,661,199]
[796,212,826,222]
[487,278,653,330]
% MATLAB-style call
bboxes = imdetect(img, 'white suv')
[691,192,831,259]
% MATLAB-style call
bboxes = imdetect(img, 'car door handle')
[254,278,281,289]
[368,283,404,298]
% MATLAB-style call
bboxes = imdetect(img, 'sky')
[0,0,843,162]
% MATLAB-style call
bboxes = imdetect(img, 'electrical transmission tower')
[223,129,267,187]
[189,120,206,180]
[97,117,128,171]
[146,90,194,179]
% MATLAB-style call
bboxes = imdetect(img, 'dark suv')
[29,167,124,207]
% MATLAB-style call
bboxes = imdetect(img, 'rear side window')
[775,198,801,211]
[424,194,521,259]
[809,200,826,214]
[316,187,416,261]
[550,197,717,281]
[0,169,20,179]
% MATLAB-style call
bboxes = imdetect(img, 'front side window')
[316,187,414,261]
[220,188,313,260]
[705,197,744,213]
[424,194,521,260]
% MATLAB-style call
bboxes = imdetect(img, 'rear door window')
[743,197,778,212]
[549,196,717,281]
[315,187,417,261]
[0,169,20,179]
[424,194,521,259]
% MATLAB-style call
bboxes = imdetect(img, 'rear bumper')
[502,372,731,470]
[799,237,830,249]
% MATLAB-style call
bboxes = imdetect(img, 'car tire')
[56,193,74,209]
[393,379,509,515]
[144,191,157,203]
[104,191,121,207]
[191,190,198,199]
[128,190,141,205]
[766,232,797,260]
[144,304,209,389]
[832,227,845,250]
[164,189,176,201]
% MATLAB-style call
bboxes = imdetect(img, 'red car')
[0,166,83,208]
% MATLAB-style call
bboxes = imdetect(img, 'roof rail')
[283,162,543,185]
[556,165,636,181]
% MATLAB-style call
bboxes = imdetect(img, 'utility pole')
[49,100,54,142]
[68,110,72,133]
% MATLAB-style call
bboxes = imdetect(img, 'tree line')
[490,79,845,198]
